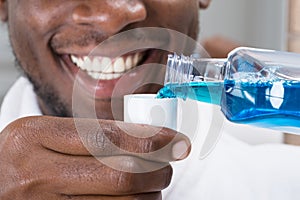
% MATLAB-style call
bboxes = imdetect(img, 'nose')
[72,0,147,34]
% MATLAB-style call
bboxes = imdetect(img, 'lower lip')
[60,52,153,99]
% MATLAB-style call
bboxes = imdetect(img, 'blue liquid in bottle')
[158,48,300,134]
[222,79,300,129]
[157,82,223,105]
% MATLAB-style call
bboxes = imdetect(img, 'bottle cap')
[124,94,178,130]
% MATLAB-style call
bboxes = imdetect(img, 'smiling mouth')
[67,51,144,80]
[59,50,154,99]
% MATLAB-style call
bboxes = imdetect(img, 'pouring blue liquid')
[158,47,300,134]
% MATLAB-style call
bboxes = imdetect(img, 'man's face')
[2,0,203,119]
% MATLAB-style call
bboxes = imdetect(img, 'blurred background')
[0,0,298,144]
[0,24,19,104]
[199,0,288,51]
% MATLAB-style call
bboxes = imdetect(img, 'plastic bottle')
[157,47,300,134]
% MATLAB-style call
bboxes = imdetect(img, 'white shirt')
[0,77,42,130]
[2,77,300,200]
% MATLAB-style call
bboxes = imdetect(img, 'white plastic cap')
[124,94,178,130]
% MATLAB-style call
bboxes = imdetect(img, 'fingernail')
[172,140,190,160]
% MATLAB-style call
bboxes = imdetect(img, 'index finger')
[23,116,191,162]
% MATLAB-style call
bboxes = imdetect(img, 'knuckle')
[4,117,39,145]
[112,164,173,194]
[4,120,29,147]
[0,117,42,165]
[114,170,135,194]
[147,136,160,152]
[109,156,144,194]
[149,127,174,151]
[84,125,117,155]
[94,126,111,149]
[0,169,47,199]
[162,165,173,188]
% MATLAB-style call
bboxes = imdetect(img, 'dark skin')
[0,0,210,199]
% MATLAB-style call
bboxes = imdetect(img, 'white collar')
[0,76,42,131]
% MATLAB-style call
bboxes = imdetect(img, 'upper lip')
[50,27,170,57]
[52,39,166,58]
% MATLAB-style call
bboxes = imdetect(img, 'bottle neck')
[190,58,227,82]
[159,54,226,105]
[164,53,227,86]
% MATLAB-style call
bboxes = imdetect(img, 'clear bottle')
[157,47,300,134]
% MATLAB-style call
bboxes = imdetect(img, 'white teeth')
[99,74,107,80]
[77,58,84,67]
[70,52,143,80]
[83,56,92,71]
[106,74,114,80]
[113,58,125,73]
[102,57,113,73]
[86,72,122,80]
[125,56,133,70]
[133,53,139,66]
[92,58,102,72]
[71,55,78,64]
[113,74,122,79]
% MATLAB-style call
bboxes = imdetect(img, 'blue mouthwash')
[157,47,300,134]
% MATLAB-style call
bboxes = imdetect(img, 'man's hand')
[0,116,190,199]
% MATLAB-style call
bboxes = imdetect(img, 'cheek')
[145,0,199,35]
[7,2,74,104]
[8,3,62,79]
[8,4,43,76]
[7,0,62,71]
[9,26,40,82]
